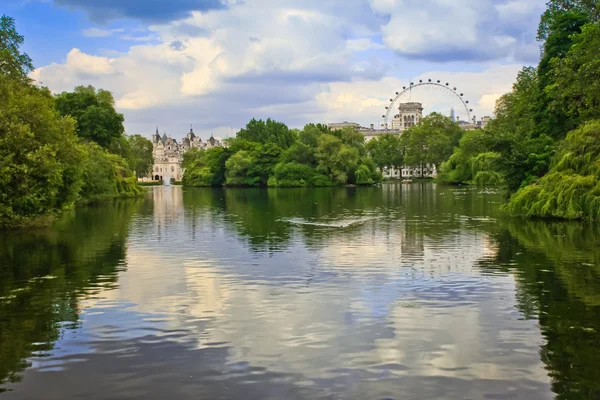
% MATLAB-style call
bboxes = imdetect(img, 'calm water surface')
[1,183,599,399]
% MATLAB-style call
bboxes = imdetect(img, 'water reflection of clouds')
[100,198,550,395]
[13,186,552,399]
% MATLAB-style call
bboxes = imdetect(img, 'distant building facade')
[143,127,223,182]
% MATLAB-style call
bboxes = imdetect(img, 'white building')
[144,127,223,182]
[477,116,492,129]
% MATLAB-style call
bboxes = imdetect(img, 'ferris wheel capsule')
[453,87,457,91]
[385,106,389,109]
[446,83,449,86]
[419,79,422,83]
[403,86,406,89]
[469,109,473,112]
[460,93,463,96]
[428,79,432,82]
[389,99,393,102]
[466,100,469,104]
[437,80,440,83]
[395,92,399,95]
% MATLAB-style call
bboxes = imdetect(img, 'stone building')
[144,127,223,182]
[390,102,423,131]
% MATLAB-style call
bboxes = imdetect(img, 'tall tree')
[401,113,462,172]
[366,134,404,174]
[55,86,125,148]
[127,134,154,177]
[0,15,33,80]
[236,118,296,149]
[538,0,599,41]
[536,11,590,139]
[548,21,600,125]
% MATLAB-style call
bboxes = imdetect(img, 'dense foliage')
[55,86,125,148]
[0,15,33,80]
[0,16,146,226]
[183,122,382,187]
[504,121,600,220]
[438,2,600,220]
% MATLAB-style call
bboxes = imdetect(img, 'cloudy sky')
[7,0,546,139]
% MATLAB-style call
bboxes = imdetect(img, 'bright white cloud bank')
[32,0,545,138]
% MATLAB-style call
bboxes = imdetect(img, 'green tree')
[225,151,259,186]
[281,142,316,166]
[504,120,600,220]
[401,126,427,173]
[299,123,331,147]
[236,118,296,149]
[421,113,463,168]
[78,143,143,203]
[182,147,229,187]
[537,0,599,41]
[127,134,154,177]
[336,127,367,156]
[268,162,316,187]
[55,86,125,148]
[548,21,600,126]
[536,11,590,139]
[0,74,84,225]
[400,113,462,176]
[366,134,405,175]
[248,143,282,186]
[0,15,33,80]
[438,129,495,184]
[316,134,359,184]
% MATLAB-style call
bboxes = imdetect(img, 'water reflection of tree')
[181,183,503,255]
[478,219,600,400]
[0,199,146,390]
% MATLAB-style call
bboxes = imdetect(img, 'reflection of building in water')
[151,187,184,242]
[143,127,223,182]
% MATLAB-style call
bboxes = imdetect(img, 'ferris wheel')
[381,79,474,129]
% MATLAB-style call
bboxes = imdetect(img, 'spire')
[187,124,196,139]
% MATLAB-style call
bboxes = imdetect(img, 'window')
[171,166,174,172]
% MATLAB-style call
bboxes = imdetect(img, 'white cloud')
[82,27,125,38]
[315,64,523,126]
[120,34,157,42]
[368,0,546,62]
[347,38,385,52]
[33,0,539,136]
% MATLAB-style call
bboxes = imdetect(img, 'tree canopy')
[0,15,33,80]
[55,86,125,148]
[366,134,405,174]
[184,120,381,188]
[0,18,144,225]
[127,134,154,177]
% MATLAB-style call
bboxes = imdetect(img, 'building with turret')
[144,127,223,182]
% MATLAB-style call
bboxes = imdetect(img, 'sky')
[6,0,547,140]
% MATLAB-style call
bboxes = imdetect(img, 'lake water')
[1,183,599,399]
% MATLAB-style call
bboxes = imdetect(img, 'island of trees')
[181,113,462,188]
